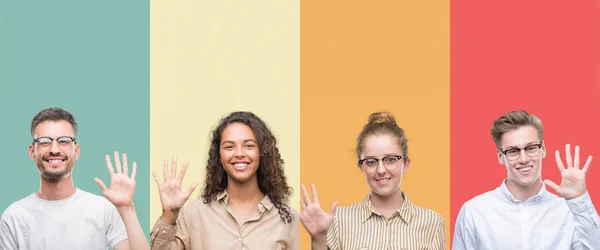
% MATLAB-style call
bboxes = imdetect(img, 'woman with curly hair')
[149,111,299,250]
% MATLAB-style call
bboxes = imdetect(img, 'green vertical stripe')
[0,0,150,238]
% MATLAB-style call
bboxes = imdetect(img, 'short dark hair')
[30,108,78,137]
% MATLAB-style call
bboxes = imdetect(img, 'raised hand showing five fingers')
[544,144,592,200]
[152,157,199,214]
[95,151,138,208]
[300,183,339,239]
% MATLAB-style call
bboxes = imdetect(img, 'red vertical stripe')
[450,0,600,242]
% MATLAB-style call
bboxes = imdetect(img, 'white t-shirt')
[0,188,127,250]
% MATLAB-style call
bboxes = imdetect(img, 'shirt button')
[162,230,167,234]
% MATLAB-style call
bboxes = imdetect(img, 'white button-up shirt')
[452,180,600,250]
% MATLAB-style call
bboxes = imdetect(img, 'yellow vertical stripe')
[150,0,300,227]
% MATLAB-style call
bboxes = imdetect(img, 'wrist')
[116,205,136,215]
[160,211,179,225]
[311,234,327,242]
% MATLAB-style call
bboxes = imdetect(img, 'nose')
[49,140,60,153]
[376,160,386,174]
[234,146,244,158]
[518,149,530,163]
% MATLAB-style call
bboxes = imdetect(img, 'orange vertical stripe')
[300,1,450,249]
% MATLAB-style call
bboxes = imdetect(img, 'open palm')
[544,144,592,200]
[153,157,198,212]
[95,152,137,207]
[300,183,338,238]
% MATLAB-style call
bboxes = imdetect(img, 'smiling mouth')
[376,178,391,184]
[233,162,250,169]
[516,166,532,173]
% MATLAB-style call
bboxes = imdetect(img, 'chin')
[371,186,399,197]
[229,174,255,184]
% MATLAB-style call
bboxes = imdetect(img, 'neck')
[38,175,76,200]
[505,177,543,202]
[370,188,404,216]
[226,176,264,205]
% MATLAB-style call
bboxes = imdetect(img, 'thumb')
[544,179,560,194]
[184,183,199,199]
[94,178,108,192]
[329,201,339,215]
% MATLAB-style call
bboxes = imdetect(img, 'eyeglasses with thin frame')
[500,143,543,161]
[33,136,76,150]
[358,155,406,170]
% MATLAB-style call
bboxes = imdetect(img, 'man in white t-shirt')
[0,107,150,250]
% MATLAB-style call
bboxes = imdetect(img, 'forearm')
[569,192,600,249]
[117,205,150,250]
[149,212,187,250]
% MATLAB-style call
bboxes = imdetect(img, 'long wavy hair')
[201,111,294,223]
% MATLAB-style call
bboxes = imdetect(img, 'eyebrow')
[504,142,540,150]
[362,153,402,158]
[221,139,258,145]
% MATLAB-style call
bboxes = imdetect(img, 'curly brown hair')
[201,111,294,223]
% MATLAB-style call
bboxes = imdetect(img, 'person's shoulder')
[332,198,365,221]
[184,198,209,209]
[338,199,364,211]
[460,188,499,211]
[410,203,445,225]
[1,193,37,219]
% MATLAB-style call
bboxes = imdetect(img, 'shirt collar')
[359,192,414,224]
[499,179,546,204]
[216,190,273,211]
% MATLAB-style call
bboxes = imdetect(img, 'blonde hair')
[356,111,408,161]
[491,110,543,149]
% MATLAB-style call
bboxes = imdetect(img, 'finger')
[94,178,108,192]
[574,146,580,169]
[544,179,561,194]
[184,183,199,199]
[105,155,115,176]
[114,151,122,174]
[152,171,162,186]
[565,144,573,169]
[123,153,129,177]
[555,150,566,172]
[311,183,320,204]
[163,160,168,183]
[582,155,593,174]
[301,184,312,204]
[131,162,137,180]
[300,195,307,210]
[177,161,189,183]
[171,156,177,180]
[329,201,339,215]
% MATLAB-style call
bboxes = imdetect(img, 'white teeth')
[234,163,248,167]
[377,178,390,182]
[48,160,62,163]
[519,167,532,172]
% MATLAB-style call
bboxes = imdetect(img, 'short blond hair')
[491,110,543,149]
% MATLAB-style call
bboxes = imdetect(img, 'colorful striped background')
[1,1,598,250]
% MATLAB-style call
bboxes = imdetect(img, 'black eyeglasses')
[358,155,406,170]
[33,136,76,149]
[501,143,542,161]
